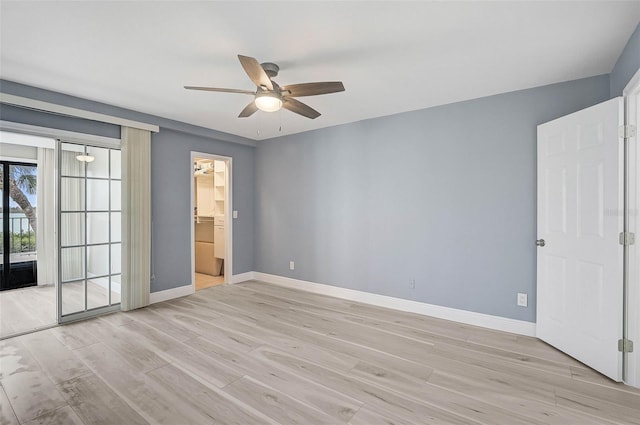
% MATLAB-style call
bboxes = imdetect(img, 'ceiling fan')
[185,55,345,119]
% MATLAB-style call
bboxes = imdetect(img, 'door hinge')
[618,339,634,353]
[619,232,636,246]
[619,125,636,139]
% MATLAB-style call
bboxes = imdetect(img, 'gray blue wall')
[611,22,640,97]
[150,129,254,291]
[254,75,611,322]
[0,80,256,293]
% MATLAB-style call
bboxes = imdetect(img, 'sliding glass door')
[1,161,38,291]
[58,141,121,322]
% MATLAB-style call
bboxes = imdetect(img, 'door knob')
[536,239,546,247]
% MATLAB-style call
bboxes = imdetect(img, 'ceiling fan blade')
[237,55,273,90]
[282,97,321,119]
[280,82,345,97]
[184,86,255,95]
[238,101,259,118]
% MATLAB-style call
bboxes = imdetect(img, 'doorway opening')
[0,126,123,338]
[191,152,232,291]
[1,160,38,290]
[0,131,56,339]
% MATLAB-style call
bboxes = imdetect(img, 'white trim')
[623,67,640,388]
[252,272,537,337]
[148,273,252,304]
[229,271,255,284]
[0,127,56,149]
[623,68,640,98]
[0,156,37,164]
[0,120,121,147]
[190,151,233,291]
[149,284,194,304]
[0,93,159,133]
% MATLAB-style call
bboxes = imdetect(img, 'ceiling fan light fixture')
[254,92,282,112]
[76,154,95,163]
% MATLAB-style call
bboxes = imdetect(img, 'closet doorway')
[191,152,232,291]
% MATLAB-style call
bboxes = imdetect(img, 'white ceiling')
[1,1,639,141]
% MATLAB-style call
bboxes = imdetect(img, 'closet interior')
[194,158,226,289]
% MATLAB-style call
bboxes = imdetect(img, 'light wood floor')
[0,285,56,339]
[1,281,640,425]
[0,282,120,340]
[195,272,225,290]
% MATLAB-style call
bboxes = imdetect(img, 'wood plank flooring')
[0,285,56,339]
[195,273,225,291]
[2,280,640,424]
[0,281,120,340]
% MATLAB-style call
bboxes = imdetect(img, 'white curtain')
[121,126,151,310]
[36,148,56,285]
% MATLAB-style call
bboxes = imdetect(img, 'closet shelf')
[194,215,215,222]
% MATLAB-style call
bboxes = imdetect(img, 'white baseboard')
[150,284,195,304]
[149,273,254,304]
[229,271,255,284]
[252,272,536,337]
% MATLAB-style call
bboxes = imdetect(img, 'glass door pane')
[58,141,121,322]
[1,162,38,291]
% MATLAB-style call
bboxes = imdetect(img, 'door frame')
[190,151,233,289]
[0,159,38,291]
[623,68,640,388]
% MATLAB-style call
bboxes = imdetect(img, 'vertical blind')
[121,126,151,310]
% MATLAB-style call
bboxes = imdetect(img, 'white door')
[537,97,624,381]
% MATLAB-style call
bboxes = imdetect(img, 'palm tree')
[0,166,37,233]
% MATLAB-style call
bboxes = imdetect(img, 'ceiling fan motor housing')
[260,62,279,78]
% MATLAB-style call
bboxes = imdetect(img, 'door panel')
[58,141,121,322]
[577,163,604,237]
[1,162,38,291]
[537,97,624,381]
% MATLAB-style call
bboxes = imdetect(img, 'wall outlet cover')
[517,293,528,307]
[289,261,295,270]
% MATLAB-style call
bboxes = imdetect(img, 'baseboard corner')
[229,271,255,284]
[149,284,195,304]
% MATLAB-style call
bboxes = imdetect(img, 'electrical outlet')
[517,293,528,307]
[232,210,238,219]
[410,279,416,289]
[289,261,295,270]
